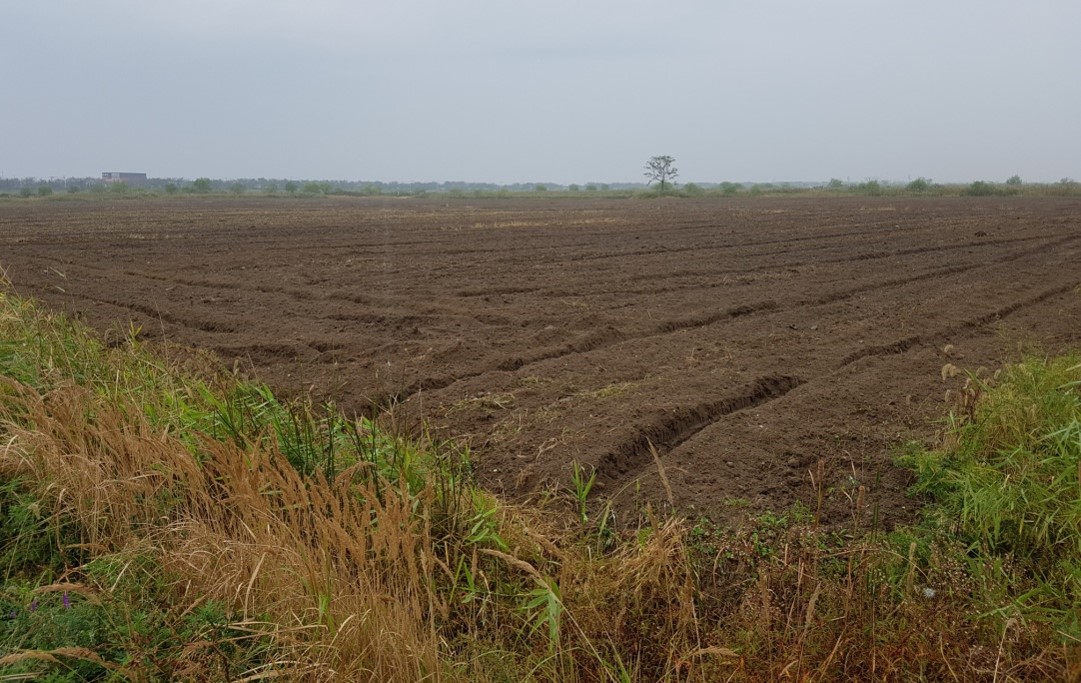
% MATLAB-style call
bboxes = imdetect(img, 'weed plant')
[903,357,1081,638]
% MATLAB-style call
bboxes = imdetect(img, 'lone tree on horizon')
[644,155,678,192]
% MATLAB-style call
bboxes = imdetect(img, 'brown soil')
[3,196,1080,527]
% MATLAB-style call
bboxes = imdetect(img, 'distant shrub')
[568,184,580,192]
[230,182,246,195]
[284,181,298,194]
[66,184,80,194]
[682,183,705,196]
[109,182,129,194]
[1006,175,1022,186]
[857,180,881,196]
[906,177,931,192]
[534,184,548,192]
[264,182,278,194]
[37,186,53,197]
[164,183,178,195]
[19,187,33,198]
[192,177,212,193]
[301,182,323,195]
[1049,178,1081,196]
[585,184,597,192]
[719,181,741,196]
[827,178,844,189]
[965,180,996,197]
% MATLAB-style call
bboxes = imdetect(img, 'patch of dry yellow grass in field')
[1,378,445,681]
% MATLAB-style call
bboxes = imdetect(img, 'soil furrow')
[599,375,805,483]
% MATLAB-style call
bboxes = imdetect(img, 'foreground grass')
[1,290,1079,681]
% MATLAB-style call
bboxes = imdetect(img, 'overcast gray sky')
[3,0,1079,184]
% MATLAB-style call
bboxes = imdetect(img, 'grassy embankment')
[1,287,1079,681]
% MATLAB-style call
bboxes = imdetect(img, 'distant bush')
[682,183,705,197]
[36,186,53,197]
[19,187,33,198]
[109,182,129,194]
[719,181,742,196]
[965,180,995,197]
[192,177,212,193]
[230,182,246,195]
[1049,178,1081,197]
[827,178,845,189]
[164,183,178,195]
[66,185,80,194]
[284,181,298,194]
[1006,175,1022,186]
[301,182,323,195]
[585,184,597,192]
[534,184,548,192]
[906,177,931,192]
[857,180,881,196]
[264,182,278,194]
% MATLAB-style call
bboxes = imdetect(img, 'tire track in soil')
[421,230,1067,304]
[557,222,1047,267]
[836,280,1081,368]
[598,375,805,484]
[384,232,1079,404]
[14,286,242,336]
[15,229,1067,325]
[598,280,1081,491]
[385,326,631,405]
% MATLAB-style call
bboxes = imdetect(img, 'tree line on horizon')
[1,174,1078,198]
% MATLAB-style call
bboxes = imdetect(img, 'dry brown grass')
[1,377,445,681]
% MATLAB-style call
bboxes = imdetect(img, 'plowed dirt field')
[3,196,1079,525]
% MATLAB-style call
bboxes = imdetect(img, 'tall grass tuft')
[904,356,1081,637]
[0,290,470,679]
